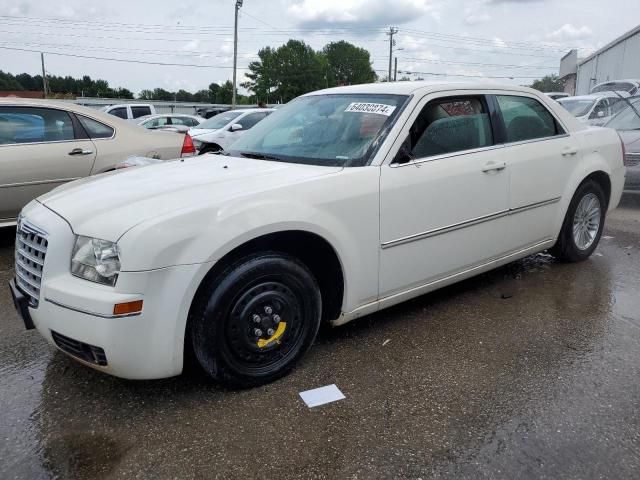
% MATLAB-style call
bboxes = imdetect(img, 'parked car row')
[0,99,196,226]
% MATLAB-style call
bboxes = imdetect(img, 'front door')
[0,106,95,222]
[379,93,509,298]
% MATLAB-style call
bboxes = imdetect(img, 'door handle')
[68,148,94,156]
[562,147,578,156]
[482,161,507,173]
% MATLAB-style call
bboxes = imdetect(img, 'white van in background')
[102,103,157,120]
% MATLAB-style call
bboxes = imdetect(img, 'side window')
[237,113,266,130]
[146,117,169,128]
[77,115,114,139]
[591,100,608,119]
[109,107,127,119]
[131,106,152,118]
[171,117,190,126]
[496,95,562,143]
[409,97,494,159]
[0,106,75,144]
[610,98,627,116]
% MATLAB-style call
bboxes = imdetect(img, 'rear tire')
[189,252,321,388]
[549,180,606,262]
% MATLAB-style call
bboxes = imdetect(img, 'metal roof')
[578,24,640,66]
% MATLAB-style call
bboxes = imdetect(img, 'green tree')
[322,41,377,87]
[138,89,154,100]
[529,74,565,92]
[243,40,326,103]
[218,80,235,104]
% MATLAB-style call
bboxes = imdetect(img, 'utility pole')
[232,0,243,109]
[394,57,398,82]
[387,26,398,82]
[40,52,48,98]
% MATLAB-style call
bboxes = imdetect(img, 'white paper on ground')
[299,384,345,408]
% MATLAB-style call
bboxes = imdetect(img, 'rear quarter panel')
[552,126,625,236]
[91,127,183,172]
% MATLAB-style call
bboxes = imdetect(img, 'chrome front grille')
[14,218,48,307]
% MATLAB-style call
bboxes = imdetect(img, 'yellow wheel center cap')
[257,322,287,348]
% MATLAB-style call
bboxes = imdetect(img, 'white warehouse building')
[572,24,640,95]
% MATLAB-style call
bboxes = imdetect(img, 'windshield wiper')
[239,151,282,161]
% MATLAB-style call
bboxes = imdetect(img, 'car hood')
[619,130,640,153]
[38,155,343,241]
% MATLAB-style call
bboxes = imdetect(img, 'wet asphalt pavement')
[1,194,639,480]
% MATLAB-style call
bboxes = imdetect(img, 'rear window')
[496,95,562,143]
[131,106,152,118]
[78,115,114,138]
[0,106,75,144]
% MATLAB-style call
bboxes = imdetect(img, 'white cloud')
[182,39,200,52]
[463,1,491,25]
[546,24,593,41]
[493,37,507,48]
[287,0,436,28]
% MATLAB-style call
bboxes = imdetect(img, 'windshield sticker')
[345,102,397,116]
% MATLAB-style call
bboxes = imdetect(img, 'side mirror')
[230,123,243,132]
[393,138,414,164]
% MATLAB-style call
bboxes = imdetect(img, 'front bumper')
[13,201,212,380]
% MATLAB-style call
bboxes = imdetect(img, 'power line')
[0,45,249,69]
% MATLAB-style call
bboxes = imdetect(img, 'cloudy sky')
[0,0,638,95]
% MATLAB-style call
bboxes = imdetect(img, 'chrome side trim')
[0,178,81,189]
[381,197,561,249]
[45,298,142,319]
[510,197,561,214]
[381,209,509,249]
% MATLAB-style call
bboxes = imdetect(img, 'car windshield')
[558,98,596,117]
[606,97,640,130]
[199,111,243,130]
[592,82,634,94]
[227,94,408,167]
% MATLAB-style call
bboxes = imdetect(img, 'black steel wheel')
[189,252,321,387]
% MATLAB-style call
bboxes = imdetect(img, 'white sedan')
[188,108,274,154]
[11,82,625,387]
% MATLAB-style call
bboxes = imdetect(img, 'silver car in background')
[606,96,640,191]
[136,114,204,133]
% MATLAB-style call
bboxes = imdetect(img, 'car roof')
[229,108,275,114]
[302,81,543,97]
[0,98,137,126]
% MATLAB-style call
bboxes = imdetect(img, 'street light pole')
[40,52,48,98]
[232,0,243,109]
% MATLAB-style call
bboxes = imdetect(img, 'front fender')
[117,167,381,312]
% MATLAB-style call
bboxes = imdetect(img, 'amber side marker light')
[113,300,144,316]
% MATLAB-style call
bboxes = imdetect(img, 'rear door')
[492,94,579,251]
[0,106,95,222]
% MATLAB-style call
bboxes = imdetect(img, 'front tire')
[549,180,606,262]
[189,252,321,388]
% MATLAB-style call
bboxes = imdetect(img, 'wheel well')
[583,171,611,207]
[194,231,345,322]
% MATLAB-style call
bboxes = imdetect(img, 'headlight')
[71,236,121,286]
[192,139,203,150]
